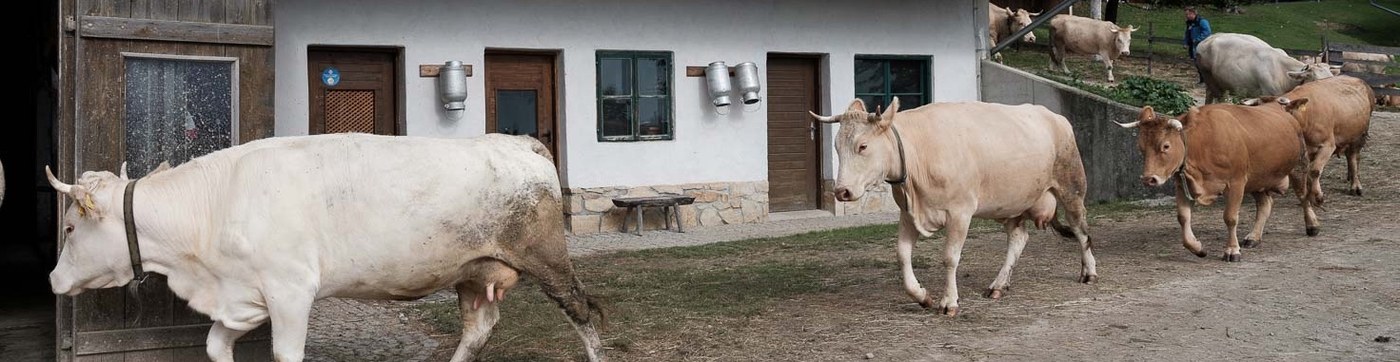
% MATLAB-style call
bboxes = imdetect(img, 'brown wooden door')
[486,53,557,158]
[58,0,275,360]
[308,48,399,135]
[767,56,822,212]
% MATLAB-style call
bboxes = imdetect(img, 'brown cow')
[1117,103,1316,260]
[1257,76,1374,202]
[813,98,1097,316]
[1049,14,1137,82]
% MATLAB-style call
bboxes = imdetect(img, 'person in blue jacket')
[1185,7,1212,82]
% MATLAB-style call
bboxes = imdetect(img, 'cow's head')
[46,164,141,296]
[1116,106,1188,188]
[1110,25,1138,57]
[1011,9,1039,43]
[1274,97,1312,123]
[811,98,901,202]
[1287,63,1340,83]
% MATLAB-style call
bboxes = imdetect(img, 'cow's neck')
[125,159,230,304]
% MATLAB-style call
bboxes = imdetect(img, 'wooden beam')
[78,15,273,46]
[685,66,735,77]
[418,64,473,77]
[1340,71,1400,85]
[75,324,270,355]
[1374,87,1400,97]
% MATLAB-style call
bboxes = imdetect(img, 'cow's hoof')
[918,296,936,310]
[1223,253,1241,262]
[1241,238,1262,249]
[1347,188,1363,197]
[1079,274,1098,284]
[938,305,959,317]
[1193,250,1209,258]
[1306,227,1319,237]
[984,288,1005,300]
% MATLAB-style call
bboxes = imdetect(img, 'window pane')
[599,58,632,96]
[637,57,669,96]
[496,90,538,137]
[601,98,633,137]
[889,60,925,94]
[854,59,885,94]
[125,57,233,177]
[637,97,670,137]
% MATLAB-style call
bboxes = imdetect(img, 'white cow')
[811,98,1098,316]
[46,133,605,362]
[1048,14,1138,82]
[1197,33,1335,103]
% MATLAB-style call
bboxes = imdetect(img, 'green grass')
[408,201,1164,360]
[1022,1,1398,63]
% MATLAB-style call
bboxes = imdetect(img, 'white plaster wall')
[276,0,980,188]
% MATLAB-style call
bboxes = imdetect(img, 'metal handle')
[809,125,816,140]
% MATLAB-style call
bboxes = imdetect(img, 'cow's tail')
[1049,208,1077,239]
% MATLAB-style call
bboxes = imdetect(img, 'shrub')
[1112,76,1196,115]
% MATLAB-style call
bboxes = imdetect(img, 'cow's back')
[212,133,560,299]
[1197,34,1305,97]
[1188,105,1301,188]
[1284,76,1374,149]
[897,102,1078,209]
[1050,15,1112,54]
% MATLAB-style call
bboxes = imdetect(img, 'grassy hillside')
[1025,0,1399,57]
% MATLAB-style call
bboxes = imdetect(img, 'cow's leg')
[1221,184,1247,262]
[1102,55,1116,82]
[1052,45,1069,73]
[1290,171,1321,237]
[206,321,252,362]
[1054,193,1098,284]
[1176,188,1207,258]
[512,243,606,362]
[985,218,1028,299]
[1306,142,1337,207]
[1345,147,1363,196]
[936,213,973,316]
[266,290,314,362]
[1241,192,1274,249]
[897,212,932,307]
[448,282,501,362]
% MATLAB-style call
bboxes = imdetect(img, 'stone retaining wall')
[565,181,769,235]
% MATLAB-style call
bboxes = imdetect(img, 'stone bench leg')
[633,205,644,236]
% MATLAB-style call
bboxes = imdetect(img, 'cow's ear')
[876,97,900,128]
[1286,70,1306,80]
[1283,97,1310,113]
[1139,106,1156,120]
[149,161,173,176]
[846,98,866,113]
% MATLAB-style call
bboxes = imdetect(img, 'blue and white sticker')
[321,67,341,87]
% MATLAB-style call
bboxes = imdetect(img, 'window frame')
[596,50,675,142]
[853,55,932,111]
[122,52,241,144]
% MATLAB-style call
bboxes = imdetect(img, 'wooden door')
[766,56,822,212]
[485,53,557,158]
[308,48,399,135]
[57,0,274,360]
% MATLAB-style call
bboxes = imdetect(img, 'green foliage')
[1035,72,1195,116]
[1112,76,1196,115]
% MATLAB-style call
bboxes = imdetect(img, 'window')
[124,53,238,177]
[597,51,673,141]
[854,56,931,112]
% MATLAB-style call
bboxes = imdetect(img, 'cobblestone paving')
[304,211,898,360]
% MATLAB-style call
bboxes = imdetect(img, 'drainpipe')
[1373,0,1400,17]
[989,0,1083,57]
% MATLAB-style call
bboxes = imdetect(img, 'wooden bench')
[612,195,696,235]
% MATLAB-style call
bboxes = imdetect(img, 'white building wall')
[275,0,980,189]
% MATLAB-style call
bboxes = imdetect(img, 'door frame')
[484,48,564,175]
[765,53,826,213]
[305,45,406,135]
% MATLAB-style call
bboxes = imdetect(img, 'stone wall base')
[565,181,768,235]
[822,180,901,215]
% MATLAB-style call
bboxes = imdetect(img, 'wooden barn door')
[57,0,275,360]
[766,55,822,212]
[307,47,401,135]
[485,52,558,158]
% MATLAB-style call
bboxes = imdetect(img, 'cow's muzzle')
[1141,175,1165,187]
[835,187,854,202]
[1120,50,1131,56]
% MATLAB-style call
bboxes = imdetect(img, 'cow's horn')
[1168,119,1184,131]
[1241,98,1260,106]
[1276,97,1291,105]
[1128,25,1139,32]
[120,162,129,180]
[1113,121,1140,129]
[809,111,841,123]
[1028,11,1041,16]
[46,166,72,194]
[867,105,882,123]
